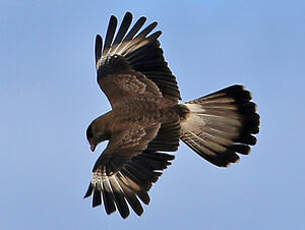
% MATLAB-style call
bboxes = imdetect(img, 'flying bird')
[84,12,260,219]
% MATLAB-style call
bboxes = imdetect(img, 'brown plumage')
[84,12,260,219]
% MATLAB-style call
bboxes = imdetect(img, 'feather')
[95,35,103,64]
[108,176,130,218]
[103,15,118,55]
[112,12,133,46]
[101,174,116,214]
[180,85,260,167]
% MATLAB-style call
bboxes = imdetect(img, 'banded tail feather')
[180,85,260,167]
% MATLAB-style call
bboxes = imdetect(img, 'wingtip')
[121,212,130,219]
[223,156,241,168]
[84,183,93,199]
[95,34,103,64]
[125,11,133,18]
[139,16,147,24]
[110,15,118,21]
[96,34,102,40]
[152,21,158,28]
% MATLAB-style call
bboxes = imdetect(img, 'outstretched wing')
[84,150,175,219]
[95,12,181,107]
[93,124,161,175]
[85,120,181,218]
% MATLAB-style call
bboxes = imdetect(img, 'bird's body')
[93,91,181,149]
[84,12,260,218]
[110,100,179,126]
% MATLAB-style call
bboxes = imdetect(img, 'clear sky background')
[1,0,305,229]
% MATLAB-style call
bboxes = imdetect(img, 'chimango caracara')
[84,12,260,218]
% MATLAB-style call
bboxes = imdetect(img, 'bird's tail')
[179,85,260,167]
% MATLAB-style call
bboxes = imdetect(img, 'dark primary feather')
[103,16,118,54]
[96,12,181,104]
[95,35,103,64]
[112,12,132,46]
[108,176,130,218]
[123,16,146,42]
[84,151,175,219]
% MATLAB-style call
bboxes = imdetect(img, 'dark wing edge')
[84,151,175,219]
[95,12,181,102]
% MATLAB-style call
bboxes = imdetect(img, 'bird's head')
[86,118,110,152]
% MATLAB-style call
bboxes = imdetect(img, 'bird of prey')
[84,12,260,219]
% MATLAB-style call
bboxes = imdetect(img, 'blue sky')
[1,0,305,229]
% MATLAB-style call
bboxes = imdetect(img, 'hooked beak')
[89,139,96,152]
[90,144,96,152]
